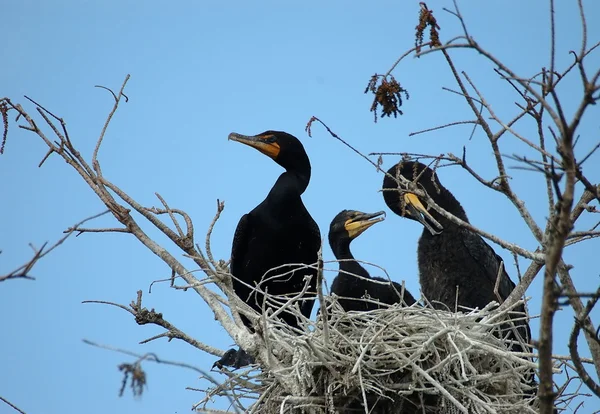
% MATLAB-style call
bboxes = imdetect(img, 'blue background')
[2,1,599,413]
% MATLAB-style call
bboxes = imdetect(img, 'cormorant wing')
[461,229,532,344]
[231,213,252,278]
[460,228,517,302]
[391,281,418,306]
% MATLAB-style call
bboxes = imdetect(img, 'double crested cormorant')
[382,161,534,390]
[329,209,424,414]
[329,209,416,310]
[216,131,321,369]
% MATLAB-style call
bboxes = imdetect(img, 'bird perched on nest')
[381,160,535,395]
[329,209,416,310]
[328,209,432,414]
[214,131,321,369]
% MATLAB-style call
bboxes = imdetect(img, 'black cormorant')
[329,209,425,413]
[382,160,534,392]
[329,209,416,310]
[216,130,321,369]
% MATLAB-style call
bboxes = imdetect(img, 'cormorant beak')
[345,211,386,239]
[403,193,444,235]
[228,132,281,160]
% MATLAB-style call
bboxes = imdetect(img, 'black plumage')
[329,209,416,311]
[216,130,321,369]
[382,160,535,391]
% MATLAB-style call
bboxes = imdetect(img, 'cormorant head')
[382,161,445,235]
[328,210,385,250]
[228,130,311,177]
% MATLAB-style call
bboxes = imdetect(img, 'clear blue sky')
[2,1,599,413]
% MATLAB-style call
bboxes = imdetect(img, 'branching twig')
[83,291,224,357]
[0,210,110,282]
[0,397,26,414]
[568,287,600,398]
[93,76,130,173]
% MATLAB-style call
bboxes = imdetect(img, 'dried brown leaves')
[416,2,441,53]
[0,100,9,155]
[119,362,147,397]
[365,74,410,122]
[363,3,442,124]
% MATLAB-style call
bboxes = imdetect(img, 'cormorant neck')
[264,171,307,209]
[330,238,370,279]
[292,169,310,194]
[331,237,353,260]
[280,150,311,194]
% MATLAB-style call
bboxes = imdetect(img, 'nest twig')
[195,278,580,414]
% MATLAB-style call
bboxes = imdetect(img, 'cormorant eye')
[258,134,276,143]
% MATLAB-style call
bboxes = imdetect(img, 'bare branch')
[539,117,578,414]
[316,247,328,348]
[92,76,130,173]
[571,186,599,222]
[558,262,600,380]
[83,338,213,376]
[82,299,135,315]
[548,0,557,90]
[0,396,26,414]
[577,141,600,167]
[569,287,600,398]
[0,210,110,282]
[84,292,225,357]
[153,193,186,238]
[498,261,543,315]
[408,120,479,137]
[82,338,239,409]
[205,199,225,270]
[576,0,587,57]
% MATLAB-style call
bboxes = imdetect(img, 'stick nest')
[202,295,553,414]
